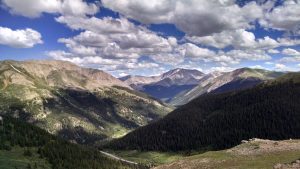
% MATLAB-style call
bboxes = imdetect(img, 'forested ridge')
[106,73,300,151]
[0,116,148,169]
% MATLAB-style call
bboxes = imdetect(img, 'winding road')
[99,151,138,165]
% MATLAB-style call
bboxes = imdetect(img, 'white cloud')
[268,49,280,54]
[102,0,263,36]
[186,29,278,50]
[280,56,300,63]
[150,53,184,65]
[186,29,256,49]
[46,50,161,74]
[56,16,173,56]
[209,66,235,72]
[217,49,271,65]
[282,48,300,56]
[275,63,288,71]
[2,0,99,18]
[265,61,274,65]
[118,72,128,77]
[55,16,136,34]
[250,65,264,69]
[182,43,216,59]
[279,47,300,66]
[277,38,300,46]
[53,14,276,69]
[0,26,42,48]
[46,50,124,66]
[260,0,300,35]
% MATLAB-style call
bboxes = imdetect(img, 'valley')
[1,0,300,168]
[1,60,300,169]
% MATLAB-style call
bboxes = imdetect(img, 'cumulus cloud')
[56,16,174,60]
[209,66,235,72]
[46,50,161,74]
[282,48,300,56]
[2,0,99,18]
[102,0,263,36]
[186,29,279,49]
[55,16,136,34]
[265,61,274,65]
[47,16,178,72]
[182,43,216,59]
[0,26,42,48]
[268,49,280,54]
[260,0,300,35]
[279,48,300,63]
[213,49,271,66]
[275,63,288,71]
[251,65,265,69]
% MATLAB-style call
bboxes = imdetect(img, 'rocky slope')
[0,60,171,144]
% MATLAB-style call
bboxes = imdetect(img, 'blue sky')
[0,0,300,76]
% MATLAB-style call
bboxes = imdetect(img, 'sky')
[0,0,300,77]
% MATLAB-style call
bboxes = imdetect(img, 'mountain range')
[120,67,284,106]
[0,60,171,144]
[120,68,205,103]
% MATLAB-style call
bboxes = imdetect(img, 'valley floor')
[107,139,300,169]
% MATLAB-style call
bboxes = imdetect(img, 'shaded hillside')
[106,73,300,151]
[0,115,147,169]
[0,60,171,144]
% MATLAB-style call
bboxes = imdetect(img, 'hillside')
[0,115,147,169]
[106,72,300,151]
[0,60,171,144]
[170,68,284,105]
